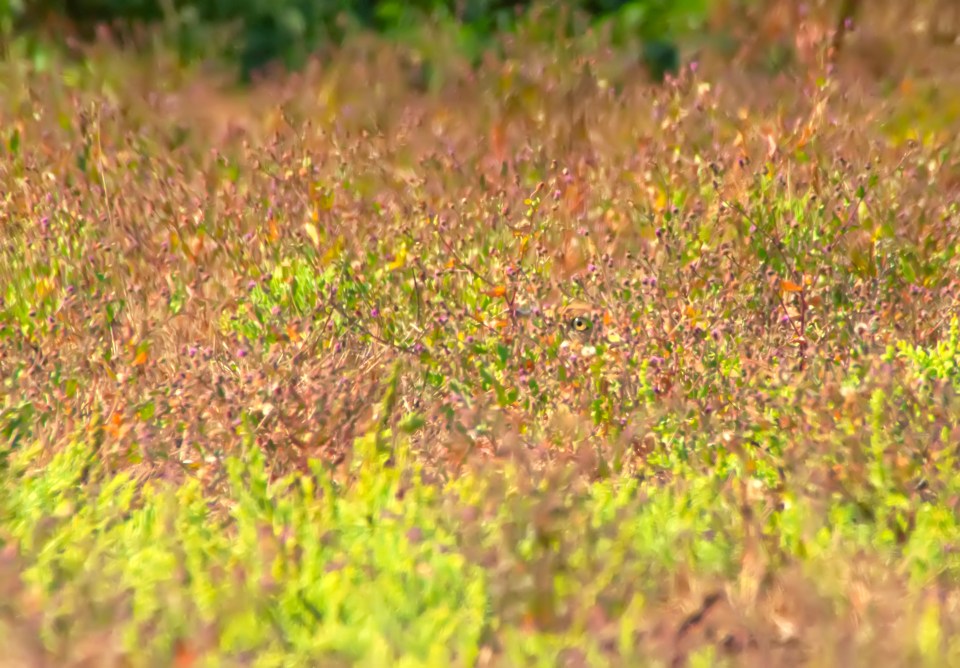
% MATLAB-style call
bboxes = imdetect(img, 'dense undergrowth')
[3,5,960,666]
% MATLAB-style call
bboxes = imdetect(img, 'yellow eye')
[571,315,592,332]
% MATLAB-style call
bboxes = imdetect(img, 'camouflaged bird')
[558,300,601,343]
[515,297,625,351]
[553,299,627,347]
[537,299,605,346]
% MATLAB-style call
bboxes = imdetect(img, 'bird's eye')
[571,316,591,332]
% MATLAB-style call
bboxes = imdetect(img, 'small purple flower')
[247,280,257,290]
[271,305,282,317]
[587,263,597,273]
[188,346,198,357]
[237,348,248,358]
[370,307,380,318]
[648,355,664,368]
[413,343,425,354]
[779,314,791,325]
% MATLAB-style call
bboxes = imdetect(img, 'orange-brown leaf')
[490,122,506,163]
[174,640,197,668]
[780,279,803,293]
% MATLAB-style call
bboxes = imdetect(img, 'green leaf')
[899,254,917,283]
[496,343,510,368]
[138,401,156,421]
[399,412,425,434]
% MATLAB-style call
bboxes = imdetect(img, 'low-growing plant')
[3,9,960,667]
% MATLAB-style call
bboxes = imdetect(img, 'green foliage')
[8,0,707,81]
[891,315,960,389]
[1,438,488,665]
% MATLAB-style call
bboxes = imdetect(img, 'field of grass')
[3,11,960,667]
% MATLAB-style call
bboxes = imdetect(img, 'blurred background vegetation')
[1,0,713,82]
[4,1,951,87]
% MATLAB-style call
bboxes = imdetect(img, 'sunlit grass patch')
[2,439,489,666]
